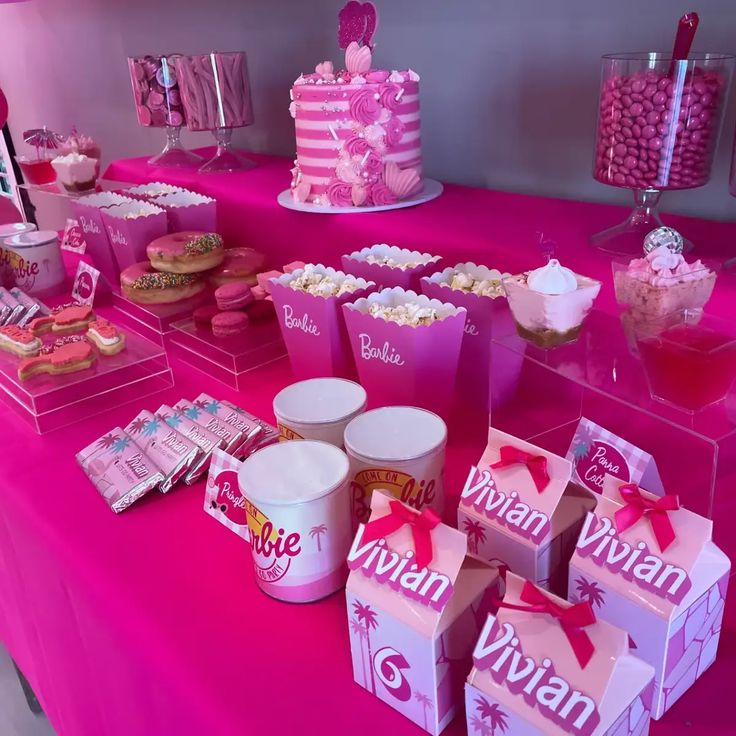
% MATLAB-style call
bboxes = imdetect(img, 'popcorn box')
[421,263,509,411]
[457,428,597,595]
[568,476,730,719]
[466,572,655,736]
[122,182,188,200]
[70,192,137,287]
[99,200,168,273]
[151,191,217,232]
[346,491,498,734]
[342,244,442,291]
[270,265,376,379]
[342,287,466,417]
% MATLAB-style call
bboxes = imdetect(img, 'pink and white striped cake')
[289,46,423,208]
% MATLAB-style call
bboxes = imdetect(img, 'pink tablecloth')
[0,153,732,736]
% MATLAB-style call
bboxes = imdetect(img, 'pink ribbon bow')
[614,483,680,553]
[361,500,441,569]
[497,581,597,669]
[491,445,550,493]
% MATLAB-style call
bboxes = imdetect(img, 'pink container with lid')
[0,223,37,286]
[238,440,352,603]
[3,230,65,295]
[343,405,447,527]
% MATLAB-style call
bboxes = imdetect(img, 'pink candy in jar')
[594,53,733,190]
[128,54,187,128]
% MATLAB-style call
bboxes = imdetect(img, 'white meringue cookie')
[527,259,577,295]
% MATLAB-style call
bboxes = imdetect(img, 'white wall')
[1,0,735,219]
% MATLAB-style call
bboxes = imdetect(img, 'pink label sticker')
[71,261,100,305]
[60,218,87,254]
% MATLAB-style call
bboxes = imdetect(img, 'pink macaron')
[211,311,249,338]
[214,280,254,311]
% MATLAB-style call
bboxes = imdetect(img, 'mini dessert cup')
[341,244,442,291]
[635,312,736,412]
[270,265,376,379]
[99,200,168,272]
[342,287,467,417]
[51,152,99,193]
[15,154,56,186]
[503,259,601,348]
[151,191,217,232]
[421,262,510,410]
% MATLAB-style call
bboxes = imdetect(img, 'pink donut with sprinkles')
[147,231,225,274]
[120,262,206,304]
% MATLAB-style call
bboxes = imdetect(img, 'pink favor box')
[342,287,466,417]
[151,191,217,232]
[458,428,596,595]
[270,265,376,379]
[100,201,168,273]
[70,192,138,287]
[346,491,498,735]
[466,572,655,736]
[342,244,442,291]
[421,263,510,411]
[568,476,730,720]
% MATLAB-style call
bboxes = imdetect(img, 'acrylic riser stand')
[490,309,736,564]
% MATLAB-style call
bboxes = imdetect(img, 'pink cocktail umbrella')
[23,126,65,160]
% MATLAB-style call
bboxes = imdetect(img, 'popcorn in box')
[342,243,442,291]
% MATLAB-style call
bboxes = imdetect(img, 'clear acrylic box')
[0,327,174,433]
[490,309,736,562]
[167,316,286,390]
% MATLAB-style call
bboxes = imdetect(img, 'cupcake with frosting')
[503,259,601,347]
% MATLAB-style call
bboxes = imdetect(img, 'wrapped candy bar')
[193,393,264,457]
[76,427,164,513]
[124,410,203,493]
[8,288,40,326]
[172,398,244,454]
[220,399,279,451]
[0,287,25,325]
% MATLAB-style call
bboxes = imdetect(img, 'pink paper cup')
[342,287,467,418]
[341,244,442,291]
[270,265,376,379]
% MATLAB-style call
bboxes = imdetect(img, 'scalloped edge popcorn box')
[70,192,137,287]
[346,491,498,735]
[466,572,655,736]
[151,191,217,232]
[421,262,510,411]
[568,475,730,719]
[270,265,376,379]
[100,200,168,272]
[122,182,189,200]
[457,428,597,595]
[343,287,467,417]
[342,244,442,291]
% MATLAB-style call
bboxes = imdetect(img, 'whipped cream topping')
[627,245,711,286]
[52,152,90,165]
[288,265,361,297]
[447,269,508,297]
[368,301,441,326]
[527,259,578,295]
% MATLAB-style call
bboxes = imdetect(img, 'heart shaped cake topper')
[345,41,372,74]
[383,161,422,199]
[362,3,379,48]
[338,1,379,50]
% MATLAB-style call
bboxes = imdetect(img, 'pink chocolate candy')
[256,270,283,293]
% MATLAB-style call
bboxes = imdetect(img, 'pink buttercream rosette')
[270,265,377,379]
[341,243,441,291]
[342,287,466,417]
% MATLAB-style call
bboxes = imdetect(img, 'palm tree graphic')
[309,524,328,552]
[352,600,379,694]
[194,399,209,410]
[184,404,202,421]
[350,618,368,688]
[571,427,594,461]
[475,696,509,734]
[142,418,161,437]
[205,399,221,413]
[414,692,432,730]
[127,417,148,435]
[469,715,492,735]
[463,518,486,555]
[111,436,131,454]
[574,576,606,609]
[164,413,182,430]
[96,432,117,450]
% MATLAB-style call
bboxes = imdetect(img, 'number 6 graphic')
[373,647,411,702]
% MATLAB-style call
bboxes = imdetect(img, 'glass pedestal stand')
[490,310,736,562]
[148,126,202,168]
[590,189,693,255]
[199,128,257,174]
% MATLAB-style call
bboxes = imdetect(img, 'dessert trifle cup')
[342,286,466,416]
[51,152,99,193]
[341,243,441,291]
[270,264,376,379]
[503,259,601,348]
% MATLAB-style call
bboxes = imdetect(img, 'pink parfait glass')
[175,51,255,174]
[127,54,202,168]
[592,52,734,255]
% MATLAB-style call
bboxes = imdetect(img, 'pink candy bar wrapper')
[0,287,25,325]
[193,393,264,458]
[9,288,40,326]
[151,191,217,232]
[341,244,442,292]
[172,398,243,454]
[124,410,203,493]
[154,404,227,485]
[342,288,467,418]
[76,427,164,513]
[270,266,376,379]
[220,400,279,452]
[71,192,138,288]
[421,264,510,411]
[100,201,168,273]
